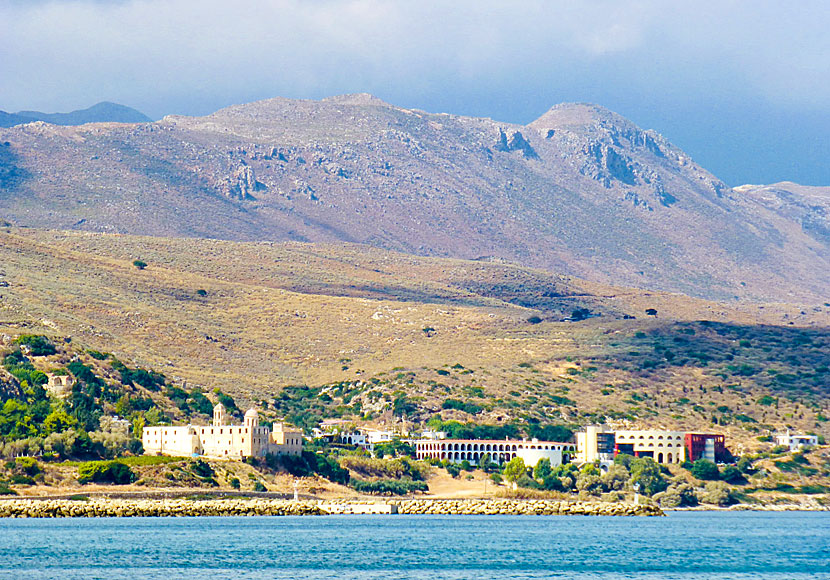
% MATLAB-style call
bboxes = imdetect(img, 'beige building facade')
[612,429,686,464]
[143,404,303,459]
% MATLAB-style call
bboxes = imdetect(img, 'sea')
[0,511,828,579]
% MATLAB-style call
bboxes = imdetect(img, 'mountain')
[0,102,151,127]
[734,182,830,245]
[0,94,827,302]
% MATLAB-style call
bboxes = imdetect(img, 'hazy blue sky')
[1,0,828,186]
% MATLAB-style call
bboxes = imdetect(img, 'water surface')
[1,511,828,579]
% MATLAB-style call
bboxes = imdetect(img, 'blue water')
[0,512,828,579]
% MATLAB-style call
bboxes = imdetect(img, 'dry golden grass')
[0,227,828,449]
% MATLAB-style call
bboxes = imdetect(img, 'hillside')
[0,228,827,450]
[0,95,827,302]
[0,102,151,128]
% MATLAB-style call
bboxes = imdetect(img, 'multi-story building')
[142,403,303,459]
[774,431,819,452]
[413,438,575,468]
[576,427,732,465]
[575,425,617,465]
[614,429,687,464]
[684,433,727,463]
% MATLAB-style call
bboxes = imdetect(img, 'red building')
[685,433,727,463]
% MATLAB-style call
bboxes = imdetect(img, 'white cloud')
[0,0,827,115]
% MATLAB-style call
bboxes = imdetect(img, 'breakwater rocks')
[393,499,663,517]
[0,498,663,518]
[0,498,324,518]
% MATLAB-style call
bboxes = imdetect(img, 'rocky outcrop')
[495,129,539,159]
[222,163,265,200]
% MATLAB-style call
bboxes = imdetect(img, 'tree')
[503,457,526,488]
[645,308,658,316]
[698,481,734,506]
[690,459,720,481]
[43,410,77,434]
[630,457,668,496]
[533,457,552,481]
[132,260,147,270]
[720,465,746,484]
[571,308,591,321]
[575,472,602,495]
[736,455,755,474]
[600,464,630,491]
[654,481,698,508]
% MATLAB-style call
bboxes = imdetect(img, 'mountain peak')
[528,102,636,132]
[321,93,393,107]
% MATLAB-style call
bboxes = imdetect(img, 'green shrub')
[689,459,720,481]
[253,481,267,492]
[77,461,136,485]
[190,459,215,479]
[698,481,735,506]
[266,451,349,485]
[442,399,482,414]
[132,260,147,270]
[630,457,668,496]
[338,456,429,480]
[15,457,40,476]
[229,477,241,489]
[14,335,57,356]
[0,482,17,495]
[720,465,746,484]
[351,479,428,495]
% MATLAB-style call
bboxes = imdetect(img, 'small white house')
[775,431,819,452]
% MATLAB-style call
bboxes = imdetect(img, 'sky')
[1,0,828,186]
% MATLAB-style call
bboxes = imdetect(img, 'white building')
[338,431,367,447]
[775,431,819,452]
[414,438,575,468]
[143,403,303,459]
[364,429,395,445]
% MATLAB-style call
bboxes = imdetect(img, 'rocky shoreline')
[0,498,663,518]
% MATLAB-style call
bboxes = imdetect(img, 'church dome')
[245,407,258,418]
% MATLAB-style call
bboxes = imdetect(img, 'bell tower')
[213,403,227,426]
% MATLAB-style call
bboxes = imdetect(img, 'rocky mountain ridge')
[0,95,827,302]
[0,102,151,128]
